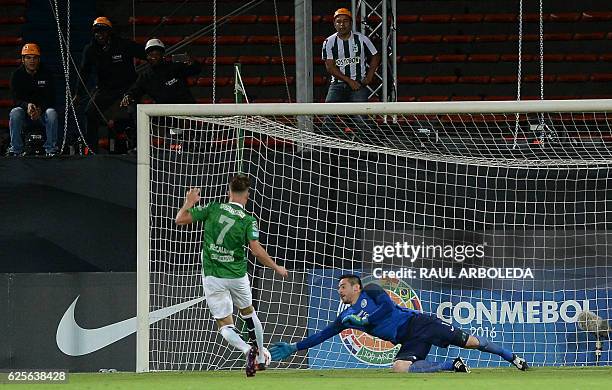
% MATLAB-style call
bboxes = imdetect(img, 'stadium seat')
[237,56,270,65]
[538,54,565,62]
[0,0,27,5]
[0,16,25,24]
[196,97,214,104]
[397,15,418,23]
[185,77,196,87]
[218,98,235,104]
[0,58,20,66]
[192,16,213,24]
[500,54,534,62]
[458,76,490,84]
[475,34,508,42]
[0,98,12,107]
[451,95,483,101]
[261,76,294,86]
[257,15,291,24]
[196,77,231,87]
[549,12,581,22]
[204,56,237,65]
[247,36,278,44]
[417,96,449,102]
[398,76,425,84]
[590,73,612,82]
[128,16,161,25]
[451,14,483,23]
[194,36,247,45]
[162,16,193,25]
[396,36,410,44]
[524,74,556,83]
[0,36,23,45]
[270,56,296,65]
[523,13,551,22]
[241,77,262,86]
[435,54,467,62]
[483,13,516,22]
[402,55,434,63]
[410,35,442,43]
[565,54,598,62]
[442,35,474,43]
[397,96,416,102]
[135,36,182,45]
[313,75,327,86]
[418,14,452,23]
[467,54,500,62]
[228,15,258,24]
[425,76,458,84]
[484,95,514,101]
[599,54,612,61]
[556,74,589,82]
[581,11,612,21]
[0,79,9,88]
[573,32,606,40]
[490,75,518,84]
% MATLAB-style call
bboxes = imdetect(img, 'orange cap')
[21,43,41,56]
[92,16,112,29]
[334,8,352,19]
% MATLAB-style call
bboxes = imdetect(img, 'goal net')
[136,101,612,372]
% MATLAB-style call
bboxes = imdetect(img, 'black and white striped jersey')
[321,31,378,83]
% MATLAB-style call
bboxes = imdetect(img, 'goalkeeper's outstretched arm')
[270,320,344,361]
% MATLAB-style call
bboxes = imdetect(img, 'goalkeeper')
[176,174,288,377]
[270,274,528,373]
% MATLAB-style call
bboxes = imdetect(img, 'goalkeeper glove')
[269,342,297,361]
[342,314,369,327]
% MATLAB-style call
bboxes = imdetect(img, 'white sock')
[243,312,266,363]
[219,325,251,354]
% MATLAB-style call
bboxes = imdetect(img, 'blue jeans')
[8,106,58,153]
[325,82,369,103]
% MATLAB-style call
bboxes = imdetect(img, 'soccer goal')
[136,100,612,372]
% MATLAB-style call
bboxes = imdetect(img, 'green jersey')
[188,202,259,278]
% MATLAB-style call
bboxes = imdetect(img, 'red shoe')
[246,346,258,377]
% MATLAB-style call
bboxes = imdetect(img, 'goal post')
[136,100,612,372]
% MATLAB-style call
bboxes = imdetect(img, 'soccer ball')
[260,346,271,365]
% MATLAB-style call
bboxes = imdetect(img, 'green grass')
[8,367,612,390]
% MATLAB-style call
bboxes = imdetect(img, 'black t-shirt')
[10,64,56,110]
[78,35,145,94]
[128,61,202,104]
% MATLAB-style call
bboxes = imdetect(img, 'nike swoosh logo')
[56,295,206,356]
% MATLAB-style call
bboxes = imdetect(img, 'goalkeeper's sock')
[219,325,251,354]
[474,335,514,362]
[408,360,454,373]
[242,312,265,363]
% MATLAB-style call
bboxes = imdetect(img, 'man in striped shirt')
[322,8,381,103]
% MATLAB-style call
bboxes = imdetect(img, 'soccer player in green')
[176,175,288,377]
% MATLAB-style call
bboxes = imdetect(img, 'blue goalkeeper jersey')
[296,283,419,351]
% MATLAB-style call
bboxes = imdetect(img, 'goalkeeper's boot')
[246,346,258,377]
[511,354,528,371]
[452,357,470,373]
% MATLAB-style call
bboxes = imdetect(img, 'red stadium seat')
[582,11,612,21]
[247,36,279,44]
[270,56,296,65]
[162,16,193,25]
[418,96,449,102]
[218,98,235,104]
[397,15,418,23]
[192,16,213,24]
[435,54,467,62]
[549,12,581,22]
[196,98,214,104]
[419,14,452,23]
[261,76,294,86]
[129,16,161,25]
[484,95,514,101]
[397,96,416,102]
[483,13,516,23]
[500,54,534,62]
[0,98,12,107]
[565,54,598,62]
[196,77,231,87]
[237,56,270,65]
[241,77,262,86]
[194,36,246,45]
[490,75,518,84]
[536,54,565,62]
[396,36,411,44]
[523,74,556,83]
[185,77,196,87]
[508,34,539,42]
[523,13,551,22]
[402,55,434,63]
[467,54,500,62]
[0,16,25,24]
[0,118,8,128]
[228,15,258,24]
[0,0,27,5]
[257,15,291,24]
[205,56,237,65]
[451,95,483,101]
[0,58,19,66]
[442,35,474,43]
[0,36,23,45]
[556,74,589,82]
[313,36,326,44]
[458,76,490,84]
[398,76,425,84]
[599,54,612,61]
[425,76,458,84]
[590,73,612,82]
[313,75,327,86]
[0,79,9,88]
[573,32,606,40]
[474,34,508,42]
[410,35,442,43]
[451,14,483,23]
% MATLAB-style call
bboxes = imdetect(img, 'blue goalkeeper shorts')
[395,312,469,362]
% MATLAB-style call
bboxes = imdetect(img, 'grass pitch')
[10,367,611,390]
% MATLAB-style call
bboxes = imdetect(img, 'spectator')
[6,43,58,157]
[75,16,145,153]
[322,8,380,103]
[121,39,202,106]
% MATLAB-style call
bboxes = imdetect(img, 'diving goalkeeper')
[176,174,288,377]
[270,274,528,373]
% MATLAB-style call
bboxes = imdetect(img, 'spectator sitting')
[74,16,145,153]
[6,43,58,157]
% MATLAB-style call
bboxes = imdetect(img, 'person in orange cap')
[6,43,58,156]
[322,8,380,103]
[74,16,145,153]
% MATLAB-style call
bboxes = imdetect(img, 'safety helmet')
[145,38,165,54]
[92,16,112,30]
[334,8,352,19]
[21,43,41,56]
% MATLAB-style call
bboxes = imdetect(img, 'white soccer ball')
[260,347,271,365]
